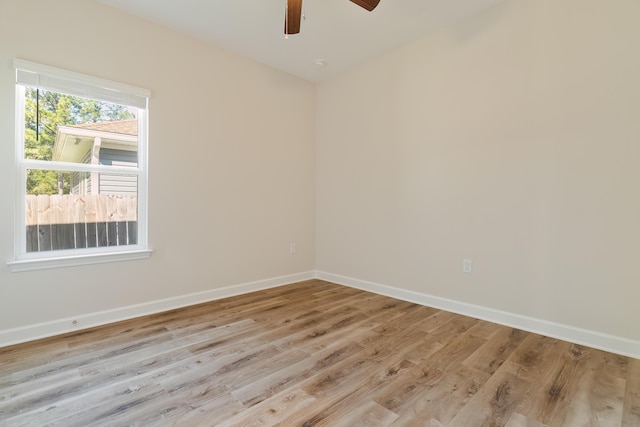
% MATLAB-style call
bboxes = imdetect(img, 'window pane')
[23,88,138,166]
[25,169,138,253]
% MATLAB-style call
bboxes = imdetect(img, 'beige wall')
[0,0,315,330]
[316,0,640,341]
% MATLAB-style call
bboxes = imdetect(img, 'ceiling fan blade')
[285,0,302,34]
[349,0,380,12]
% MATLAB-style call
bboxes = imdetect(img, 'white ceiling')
[98,0,505,82]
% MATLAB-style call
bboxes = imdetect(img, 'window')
[8,60,151,272]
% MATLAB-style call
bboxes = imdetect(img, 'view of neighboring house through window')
[12,60,150,266]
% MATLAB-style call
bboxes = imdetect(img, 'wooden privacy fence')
[25,194,138,253]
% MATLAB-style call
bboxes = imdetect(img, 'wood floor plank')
[230,340,364,407]
[20,382,168,427]
[414,310,460,333]
[290,357,417,426]
[623,356,640,427]
[0,280,638,426]
[562,348,626,426]
[276,324,436,425]
[217,387,317,427]
[511,340,591,426]
[169,391,246,426]
[374,327,489,420]
[446,368,529,427]
[504,412,550,427]
[325,399,400,426]
[463,327,528,376]
[388,365,490,426]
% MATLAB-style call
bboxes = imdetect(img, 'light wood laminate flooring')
[0,280,638,426]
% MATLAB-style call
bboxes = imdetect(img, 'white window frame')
[8,60,152,272]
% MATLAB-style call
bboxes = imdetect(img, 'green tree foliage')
[24,88,134,194]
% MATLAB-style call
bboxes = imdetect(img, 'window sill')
[7,249,152,272]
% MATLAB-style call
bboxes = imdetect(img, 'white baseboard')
[0,271,315,348]
[315,271,640,359]
[4,269,638,359]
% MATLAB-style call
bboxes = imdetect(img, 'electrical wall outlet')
[463,259,473,274]
[290,243,297,254]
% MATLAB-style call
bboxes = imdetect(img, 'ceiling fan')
[285,0,380,35]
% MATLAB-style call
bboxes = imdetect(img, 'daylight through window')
[11,60,150,270]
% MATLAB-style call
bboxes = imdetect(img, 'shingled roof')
[71,119,138,136]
